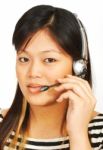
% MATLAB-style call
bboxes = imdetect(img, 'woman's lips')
[27,84,44,94]
[27,87,41,94]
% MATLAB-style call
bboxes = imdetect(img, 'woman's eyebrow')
[40,49,62,54]
[17,50,29,55]
[17,49,62,55]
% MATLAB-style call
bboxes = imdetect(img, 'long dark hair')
[0,4,92,148]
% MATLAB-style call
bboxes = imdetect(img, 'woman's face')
[16,29,73,106]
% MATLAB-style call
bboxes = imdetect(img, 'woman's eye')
[18,57,29,63]
[44,58,57,63]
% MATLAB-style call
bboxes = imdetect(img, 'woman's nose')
[28,61,43,79]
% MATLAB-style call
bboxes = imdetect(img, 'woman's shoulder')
[89,111,103,127]
[88,111,103,148]
[88,111,103,136]
[0,108,9,122]
[90,111,103,122]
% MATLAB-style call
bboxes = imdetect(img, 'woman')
[0,4,103,150]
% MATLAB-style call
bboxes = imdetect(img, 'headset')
[73,15,88,79]
[40,15,89,92]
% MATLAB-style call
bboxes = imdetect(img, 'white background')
[0,0,103,113]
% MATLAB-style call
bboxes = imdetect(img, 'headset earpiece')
[73,15,88,79]
[73,59,87,78]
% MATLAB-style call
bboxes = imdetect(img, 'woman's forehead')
[18,29,66,54]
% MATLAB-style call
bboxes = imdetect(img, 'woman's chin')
[24,90,60,106]
[26,96,58,107]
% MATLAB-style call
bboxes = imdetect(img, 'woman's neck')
[27,101,68,139]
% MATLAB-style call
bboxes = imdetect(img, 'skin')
[16,29,73,106]
[16,29,96,150]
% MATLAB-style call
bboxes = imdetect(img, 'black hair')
[13,5,82,59]
[0,4,92,148]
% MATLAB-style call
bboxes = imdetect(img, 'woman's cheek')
[46,67,72,81]
[16,65,26,84]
